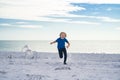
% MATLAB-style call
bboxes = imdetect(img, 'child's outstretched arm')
[50,41,56,45]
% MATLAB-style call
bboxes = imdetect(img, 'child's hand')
[50,41,56,45]
[66,43,70,48]
[66,45,70,48]
[50,42,53,45]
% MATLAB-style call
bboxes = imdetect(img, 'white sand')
[0,51,120,80]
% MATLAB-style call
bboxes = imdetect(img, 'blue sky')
[0,0,120,40]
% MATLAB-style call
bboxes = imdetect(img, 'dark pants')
[58,48,67,63]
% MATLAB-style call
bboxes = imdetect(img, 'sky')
[0,0,120,40]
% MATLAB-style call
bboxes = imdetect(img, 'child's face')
[60,33,66,38]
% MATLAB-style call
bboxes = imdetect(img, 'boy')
[50,32,70,65]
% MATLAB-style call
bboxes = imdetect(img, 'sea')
[0,40,120,54]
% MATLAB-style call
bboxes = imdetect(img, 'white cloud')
[66,0,120,4]
[74,15,120,23]
[0,23,11,26]
[18,25,42,28]
[116,27,120,30]
[0,0,120,24]
[102,18,120,22]
[16,22,28,24]
[106,8,112,11]
[78,16,120,23]
[51,14,120,23]
[0,23,42,28]
[66,21,100,25]
[94,16,120,22]
[0,0,84,21]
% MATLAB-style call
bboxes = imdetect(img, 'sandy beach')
[1,0,120,80]
[0,51,120,80]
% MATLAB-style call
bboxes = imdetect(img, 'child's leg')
[63,48,67,64]
[58,49,63,58]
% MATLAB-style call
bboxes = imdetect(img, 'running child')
[50,32,70,65]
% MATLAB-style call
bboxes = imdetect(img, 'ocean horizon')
[0,40,120,54]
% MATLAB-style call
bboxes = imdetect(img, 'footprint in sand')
[54,67,71,70]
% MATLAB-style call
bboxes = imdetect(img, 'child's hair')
[59,32,67,37]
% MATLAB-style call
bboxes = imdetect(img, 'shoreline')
[0,51,120,55]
